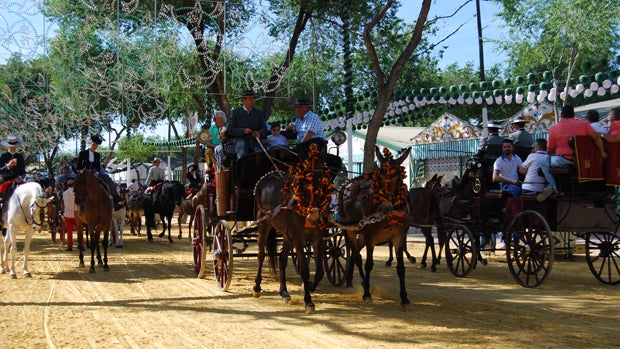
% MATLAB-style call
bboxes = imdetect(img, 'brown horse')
[125,190,144,236]
[73,170,113,272]
[253,141,337,313]
[44,185,64,243]
[339,146,411,307]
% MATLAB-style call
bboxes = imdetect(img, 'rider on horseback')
[0,135,26,235]
[76,135,123,211]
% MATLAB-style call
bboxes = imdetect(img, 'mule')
[1,182,51,278]
[73,170,113,272]
[142,181,185,243]
[339,146,412,307]
[253,170,327,314]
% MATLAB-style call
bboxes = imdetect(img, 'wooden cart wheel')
[192,205,207,278]
[506,210,554,288]
[444,224,476,277]
[584,231,620,285]
[324,228,349,286]
[213,219,233,291]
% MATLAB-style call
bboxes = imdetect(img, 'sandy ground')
[0,221,619,349]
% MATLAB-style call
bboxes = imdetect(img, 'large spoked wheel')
[506,210,554,288]
[584,231,620,285]
[213,219,233,291]
[192,205,207,278]
[324,228,349,286]
[445,224,476,277]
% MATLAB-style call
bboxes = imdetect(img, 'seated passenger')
[519,138,548,195]
[537,105,606,201]
[492,139,522,198]
[266,123,290,151]
[285,98,325,144]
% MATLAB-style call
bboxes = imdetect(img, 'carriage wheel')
[192,205,207,278]
[506,210,554,288]
[213,220,233,291]
[292,243,312,275]
[584,231,620,285]
[444,224,476,277]
[324,228,349,286]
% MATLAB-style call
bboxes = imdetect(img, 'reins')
[15,192,46,227]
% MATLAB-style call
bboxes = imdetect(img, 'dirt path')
[1,225,618,349]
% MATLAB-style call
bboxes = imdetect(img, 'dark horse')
[253,141,338,313]
[73,170,113,273]
[339,146,412,307]
[142,181,185,243]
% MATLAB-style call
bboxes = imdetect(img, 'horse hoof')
[103,266,110,272]
[89,267,96,273]
[24,272,32,278]
[147,238,153,243]
[385,261,392,267]
[408,257,417,264]
[420,261,427,269]
[400,302,411,311]
[10,273,17,279]
[431,265,437,272]
[158,232,165,238]
[305,304,316,314]
[168,239,174,244]
[362,295,372,304]
[281,296,291,305]
[252,290,261,298]
[79,262,85,268]
[177,234,182,239]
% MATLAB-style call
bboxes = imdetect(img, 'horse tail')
[266,227,279,275]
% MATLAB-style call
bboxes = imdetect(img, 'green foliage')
[116,135,158,163]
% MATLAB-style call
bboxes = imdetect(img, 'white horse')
[111,205,126,248]
[1,182,51,278]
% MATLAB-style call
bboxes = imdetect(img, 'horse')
[339,146,412,307]
[73,170,113,273]
[387,174,447,270]
[1,182,51,278]
[142,181,185,243]
[177,181,212,241]
[125,190,144,236]
[253,170,329,313]
[44,185,64,243]
[110,190,127,248]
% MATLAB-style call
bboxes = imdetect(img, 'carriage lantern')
[329,128,347,156]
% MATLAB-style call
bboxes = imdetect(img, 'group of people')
[203,90,324,171]
[488,105,620,202]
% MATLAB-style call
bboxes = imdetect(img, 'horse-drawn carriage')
[190,139,348,298]
[435,136,620,287]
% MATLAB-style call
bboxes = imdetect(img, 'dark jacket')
[0,151,26,181]
[226,107,268,143]
[77,150,102,172]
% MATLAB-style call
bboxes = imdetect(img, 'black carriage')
[443,138,619,287]
[190,140,349,291]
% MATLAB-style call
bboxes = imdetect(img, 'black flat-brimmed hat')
[1,135,24,147]
[91,135,103,145]
[294,98,312,107]
[241,89,257,97]
[511,116,527,124]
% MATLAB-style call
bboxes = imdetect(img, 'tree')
[360,0,431,172]
[495,0,620,112]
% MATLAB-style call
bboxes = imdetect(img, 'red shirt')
[609,120,620,135]
[547,118,594,159]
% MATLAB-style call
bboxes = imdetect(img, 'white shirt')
[590,122,609,134]
[63,187,76,219]
[521,151,548,193]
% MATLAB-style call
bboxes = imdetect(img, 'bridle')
[16,192,47,227]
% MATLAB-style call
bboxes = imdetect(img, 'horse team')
[1,145,448,314]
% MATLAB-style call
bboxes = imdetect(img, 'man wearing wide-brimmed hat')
[475,121,504,160]
[0,135,27,201]
[226,89,267,158]
[285,98,325,144]
[508,115,534,148]
[76,135,123,210]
